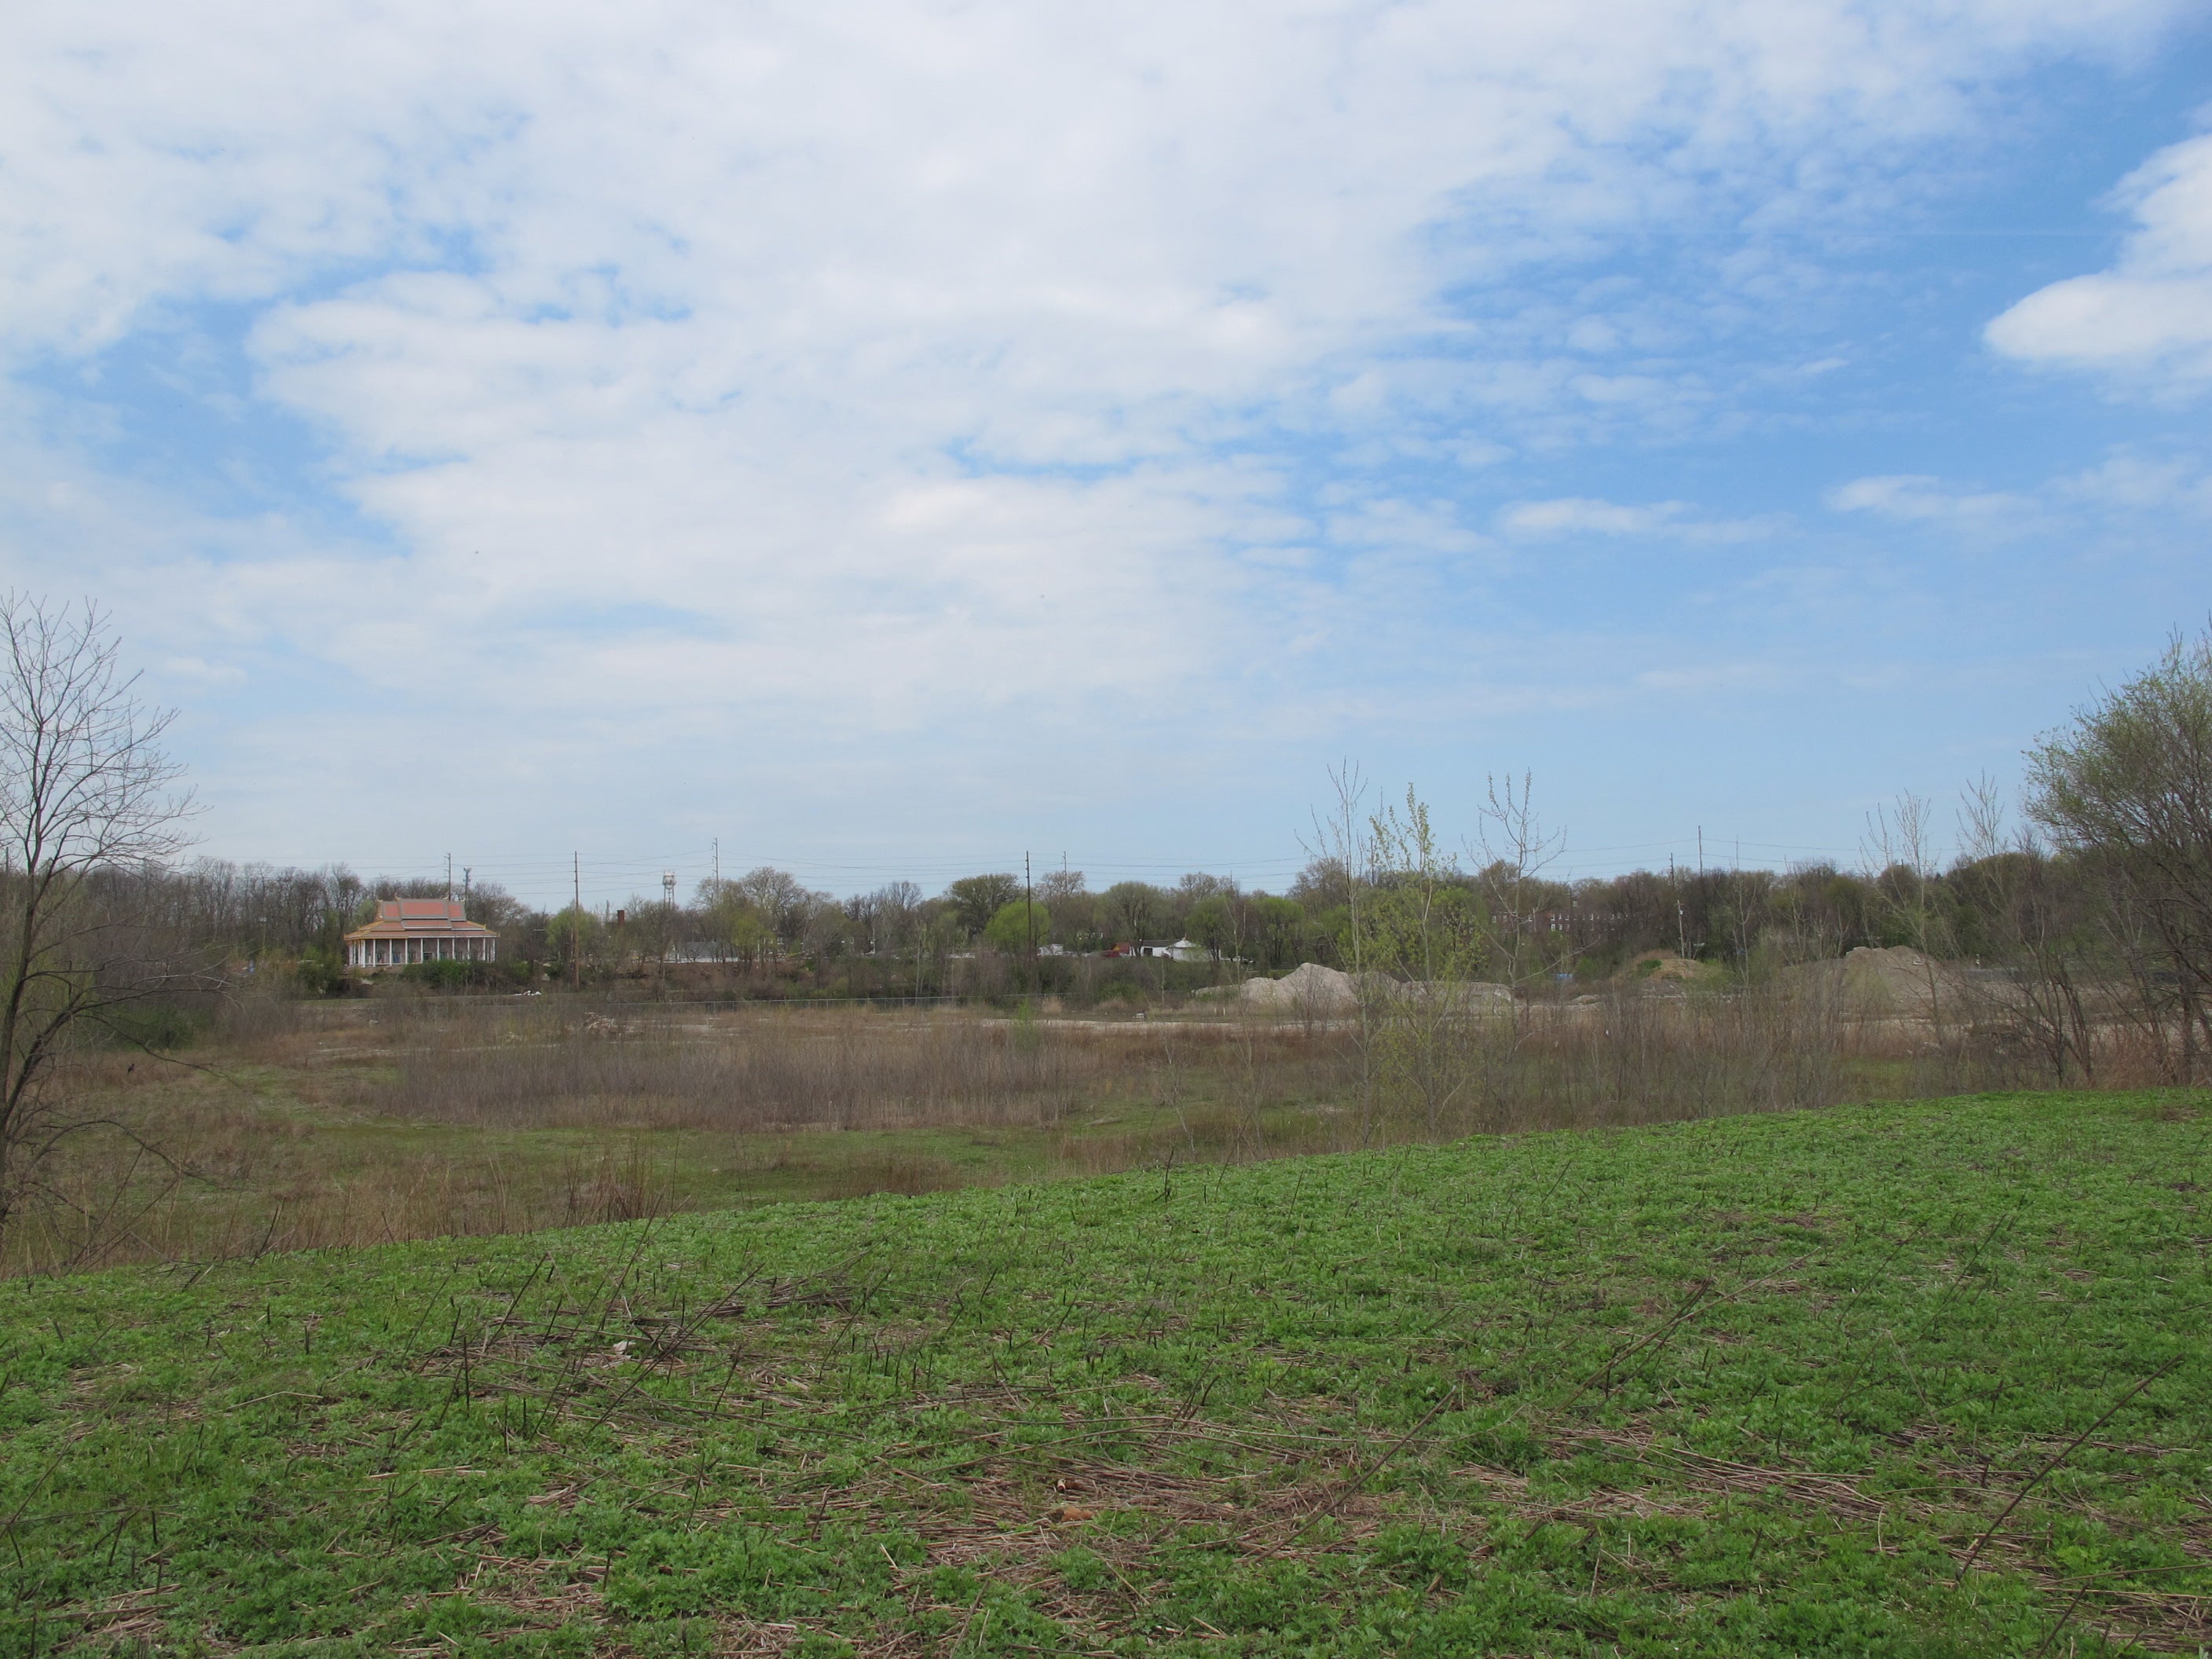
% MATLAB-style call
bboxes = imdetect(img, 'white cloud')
[1497,496,1780,544]
[1986,132,2212,387]
[0,0,2197,861]
[1823,474,2035,525]
[1503,497,1688,537]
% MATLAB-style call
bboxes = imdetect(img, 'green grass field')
[5,1090,2208,1657]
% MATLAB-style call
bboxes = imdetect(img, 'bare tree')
[1862,789,1955,1044]
[1366,784,1488,1133]
[1305,764,1382,1136]
[0,598,196,1242]
[1954,777,2099,1083]
[1099,880,1166,946]
[1471,771,1567,987]
[870,881,923,957]
[2028,624,2212,1081]
[945,873,1020,939]
[736,866,809,949]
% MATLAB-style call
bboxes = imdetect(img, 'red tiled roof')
[346,918,496,936]
[382,898,468,921]
[344,897,498,941]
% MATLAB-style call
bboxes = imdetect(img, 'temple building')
[344,898,499,969]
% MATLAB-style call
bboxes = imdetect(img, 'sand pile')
[1227,963,1513,1013]
[1777,945,1971,1018]
[1375,977,1514,1010]
[1235,961,1358,1011]
[1839,945,1967,1016]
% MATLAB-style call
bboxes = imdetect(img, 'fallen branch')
[1954,1354,2184,1586]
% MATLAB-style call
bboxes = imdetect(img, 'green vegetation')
[5,1090,2208,1654]
[983,901,1053,954]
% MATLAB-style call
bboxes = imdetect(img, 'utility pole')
[572,851,582,991]
[445,852,453,902]
[1024,851,1036,991]
[712,837,720,888]
[462,866,471,906]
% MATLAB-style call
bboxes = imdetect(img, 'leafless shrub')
[0,596,203,1253]
[359,1008,1090,1132]
[5,969,2163,1276]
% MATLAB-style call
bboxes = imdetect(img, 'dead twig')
[1954,1355,2185,1586]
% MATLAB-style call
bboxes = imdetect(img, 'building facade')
[344,898,499,969]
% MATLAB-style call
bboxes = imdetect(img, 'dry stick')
[1557,1278,1717,1411]
[2029,1583,2097,1659]
[1548,1254,1811,1423]
[1953,1354,2185,1587]
[1256,1383,1465,1559]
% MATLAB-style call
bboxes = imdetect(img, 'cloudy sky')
[4,1,2209,905]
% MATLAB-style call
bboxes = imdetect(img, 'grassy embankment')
[5,1089,2209,1655]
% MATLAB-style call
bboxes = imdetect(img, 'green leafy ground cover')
[4,1090,2209,1657]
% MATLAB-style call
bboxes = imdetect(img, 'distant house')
[344,899,499,971]
[1133,939,1205,961]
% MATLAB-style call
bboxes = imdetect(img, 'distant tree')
[0,598,197,1243]
[946,873,1020,939]
[1038,869,1095,949]
[735,867,808,945]
[982,899,1050,954]
[801,898,853,961]
[545,905,602,972]
[624,897,685,976]
[1289,856,1353,915]
[1038,869,1086,903]
[1100,880,1166,943]
[2028,625,2212,1077]
[727,906,775,965]
[464,880,544,966]
[870,881,923,955]
[1470,772,1566,986]
[1251,894,1308,968]
[844,890,881,954]
[1952,778,2102,1083]
[1184,893,1240,960]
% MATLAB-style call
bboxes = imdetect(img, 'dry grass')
[1,980,2154,1277]
[359,1005,1100,1131]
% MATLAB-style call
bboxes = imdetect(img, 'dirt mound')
[1776,946,1970,1018]
[1366,976,1514,1010]
[1236,961,1358,1012]
[1840,945,1965,1016]
[1228,964,1514,1014]
[1618,949,1716,993]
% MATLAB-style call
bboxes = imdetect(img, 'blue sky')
[3,1,2210,908]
